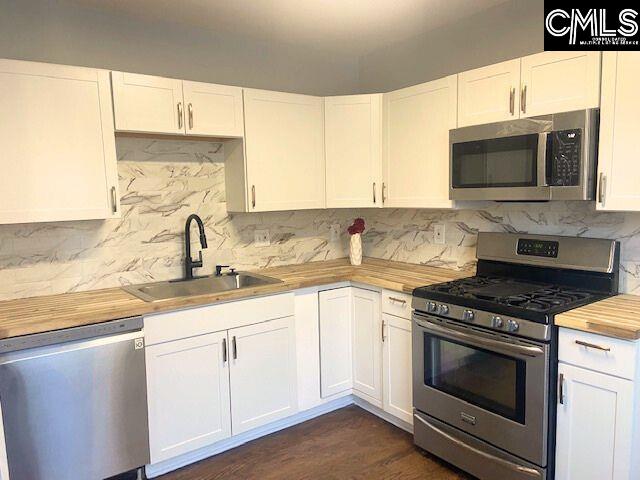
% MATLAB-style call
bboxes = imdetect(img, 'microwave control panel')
[548,129,582,186]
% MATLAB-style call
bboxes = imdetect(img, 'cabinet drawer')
[381,290,412,319]
[559,328,638,380]
[145,293,295,345]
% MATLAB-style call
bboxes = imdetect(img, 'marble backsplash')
[1,137,640,301]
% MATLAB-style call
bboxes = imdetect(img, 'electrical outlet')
[254,229,270,247]
[330,223,341,242]
[434,224,445,245]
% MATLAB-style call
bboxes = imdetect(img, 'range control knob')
[491,316,504,328]
[438,304,450,315]
[463,310,475,321]
[507,319,520,332]
[427,301,437,313]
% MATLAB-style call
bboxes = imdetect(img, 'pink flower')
[347,218,365,235]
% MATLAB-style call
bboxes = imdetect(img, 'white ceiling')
[61,0,512,56]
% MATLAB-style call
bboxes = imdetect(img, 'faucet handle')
[192,251,204,268]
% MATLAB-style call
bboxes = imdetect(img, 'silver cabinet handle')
[222,337,228,363]
[110,186,118,214]
[558,373,565,405]
[521,85,527,114]
[373,182,376,204]
[232,336,237,360]
[388,296,407,305]
[188,103,193,130]
[382,182,387,204]
[509,87,515,115]
[598,173,606,204]
[575,340,611,352]
[251,185,256,209]
[381,319,386,342]
[177,102,183,129]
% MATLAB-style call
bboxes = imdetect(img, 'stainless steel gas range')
[411,232,620,480]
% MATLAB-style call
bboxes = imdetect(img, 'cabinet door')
[319,288,353,397]
[325,94,382,208]
[382,314,413,424]
[555,363,634,480]
[229,316,298,435]
[295,291,323,411]
[597,52,640,211]
[520,51,601,117]
[146,332,231,463]
[183,81,244,137]
[0,59,119,224]
[111,71,184,134]
[243,89,325,211]
[352,288,382,404]
[458,59,521,127]
[383,75,456,208]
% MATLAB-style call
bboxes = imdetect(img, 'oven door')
[450,124,550,201]
[412,312,550,466]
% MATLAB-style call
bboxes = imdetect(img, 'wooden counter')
[555,294,640,341]
[0,257,470,340]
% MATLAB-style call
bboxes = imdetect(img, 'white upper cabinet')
[111,71,184,135]
[597,52,640,212]
[457,58,521,127]
[146,331,231,464]
[351,288,382,405]
[229,316,298,435]
[325,94,382,208]
[0,59,119,224]
[242,89,325,211]
[383,75,456,209]
[520,51,601,117]
[111,72,244,138]
[182,80,244,137]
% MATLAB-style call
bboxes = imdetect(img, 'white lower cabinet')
[229,317,298,435]
[352,288,383,404]
[146,332,231,463]
[319,288,354,397]
[382,313,413,424]
[556,328,640,480]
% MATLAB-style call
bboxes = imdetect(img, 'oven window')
[452,134,538,188]
[424,334,526,424]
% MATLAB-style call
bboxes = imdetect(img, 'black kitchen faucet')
[184,214,208,280]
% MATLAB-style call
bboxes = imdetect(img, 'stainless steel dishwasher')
[0,317,150,480]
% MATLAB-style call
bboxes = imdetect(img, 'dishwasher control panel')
[0,316,143,354]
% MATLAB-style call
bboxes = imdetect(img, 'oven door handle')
[536,132,549,187]
[414,414,543,479]
[414,318,545,358]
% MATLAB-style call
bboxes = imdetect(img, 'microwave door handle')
[414,317,544,359]
[537,132,550,187]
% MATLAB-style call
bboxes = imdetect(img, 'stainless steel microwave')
[449,109,599,201]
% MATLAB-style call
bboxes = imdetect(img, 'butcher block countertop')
[555,294,640,341]
[0,257,470,340]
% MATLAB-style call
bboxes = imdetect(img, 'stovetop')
[413,275,609,324]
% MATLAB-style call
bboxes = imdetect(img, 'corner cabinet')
[597,52,640,212]
[234,89,325,212]
[0,59,119,224]
[111,71,244,138]
[324,94,382,208]
[555,328,640,480]
[383,75,456,209]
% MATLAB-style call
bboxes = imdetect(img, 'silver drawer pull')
[575,340,611,352]
[388,297,407,305]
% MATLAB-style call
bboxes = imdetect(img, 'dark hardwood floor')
[158,405,475,480]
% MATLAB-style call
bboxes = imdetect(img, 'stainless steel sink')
[122,272,283,302]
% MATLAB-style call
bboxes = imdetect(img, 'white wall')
[0,0,360,96]
[357,0,544,92]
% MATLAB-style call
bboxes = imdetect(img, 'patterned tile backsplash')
[1,137,640,301]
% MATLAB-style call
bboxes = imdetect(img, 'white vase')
[349,233,362,266]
